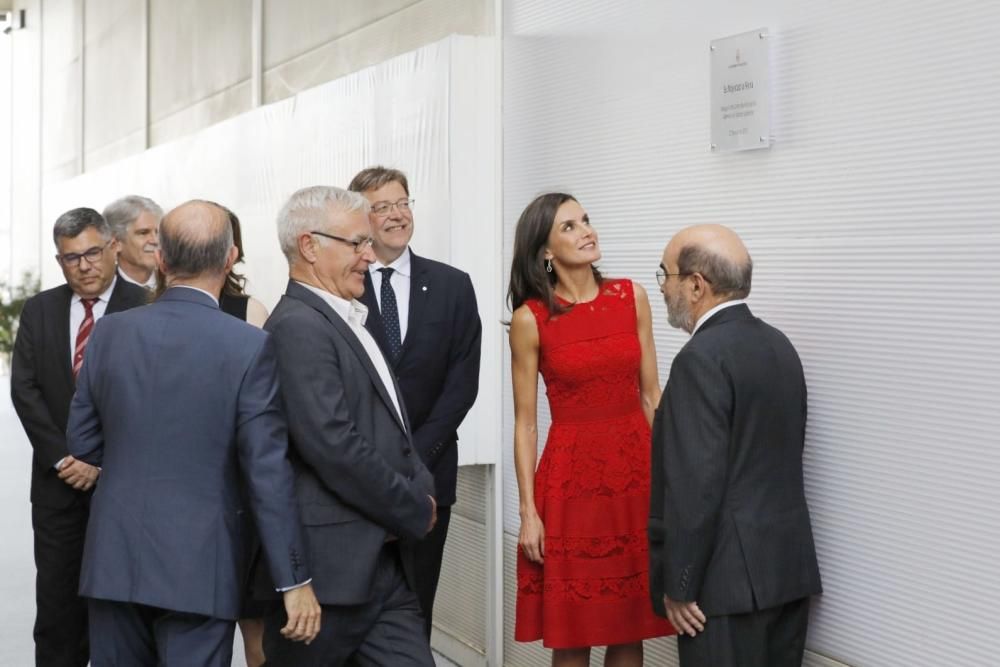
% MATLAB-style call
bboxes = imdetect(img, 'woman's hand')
[519,510,546,564]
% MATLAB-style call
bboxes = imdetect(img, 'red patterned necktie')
[72,298,99,380]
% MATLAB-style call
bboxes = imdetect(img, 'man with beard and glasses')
[103,195,163,290]
[649,224,822,667]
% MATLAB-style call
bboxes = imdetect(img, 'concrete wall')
[3,0,493,285]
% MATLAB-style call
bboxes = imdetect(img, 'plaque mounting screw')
[710,143,718,150]
[710,45,716,51]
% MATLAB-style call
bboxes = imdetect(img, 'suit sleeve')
[10,298,70,468]
[272,315,433,541]
[411,273,482,467]
[65,319,107,467]
[658,345,732,602]
[235,336,310,590]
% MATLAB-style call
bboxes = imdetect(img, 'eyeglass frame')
[310,230,375,254]
[370,198,415,218]
[56,239,114,269]
[656,266,712,287]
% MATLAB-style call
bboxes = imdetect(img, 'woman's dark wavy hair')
[152,202,247,301]
[507,192,602,317]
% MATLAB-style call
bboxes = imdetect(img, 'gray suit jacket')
[649,304,822,617]
[261,280,434,606]
[67,287,308,620]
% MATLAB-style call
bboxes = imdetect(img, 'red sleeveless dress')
[515,279,675,648]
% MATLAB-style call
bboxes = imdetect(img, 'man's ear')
[223,245,239,274]
[298,233,318,263]
[154,248,168,274]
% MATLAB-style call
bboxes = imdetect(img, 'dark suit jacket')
[360,251,481,506]
[263,280,435,606]
[649,304,822,617]
[66,287,308,620]
[11,279,148,509]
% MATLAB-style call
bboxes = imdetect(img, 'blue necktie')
[378,267,403,362]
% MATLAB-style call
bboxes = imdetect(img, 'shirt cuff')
[54,457,67,471]
[276,578,312,593]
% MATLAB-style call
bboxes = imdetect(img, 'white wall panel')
[502,1,999,666]
[42,35,501,467]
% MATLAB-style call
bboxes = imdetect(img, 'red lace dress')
[515,279,675,648]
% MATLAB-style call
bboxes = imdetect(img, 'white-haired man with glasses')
[11,207,148,666]
[260,185,438,666]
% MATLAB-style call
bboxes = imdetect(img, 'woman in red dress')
[508,193,675,666]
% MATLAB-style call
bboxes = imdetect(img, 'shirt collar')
[295,281,369,326]
[692,299,746,335]
[72,275,117,305]
[369,247,411,278]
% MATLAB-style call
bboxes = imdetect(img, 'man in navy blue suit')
[66,200,320,666]
[349,167,482,637]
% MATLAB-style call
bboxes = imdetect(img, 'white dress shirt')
[692,299,747,335]
[295,281,404,424]
[368,247,411,342]
[118,268,158,290]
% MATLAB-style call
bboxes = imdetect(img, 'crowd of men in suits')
[11,168,482,666]
[11,166,818,667]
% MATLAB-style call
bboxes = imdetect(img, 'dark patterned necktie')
[378,267,402,362]
[72,298,99,380]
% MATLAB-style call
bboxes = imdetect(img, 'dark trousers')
[263,544,433,667]
[32,501,89,667]
[88,599,235,667]
[413,504,451,637]
[678,597,811,667]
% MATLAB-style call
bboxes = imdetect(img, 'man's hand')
[664,595,706,637]
[57,456,100,491]
[281,583,321,644]
[426,496,438,535]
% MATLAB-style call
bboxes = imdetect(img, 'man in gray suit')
[261,186,437,666]
[649,225,822,667]
[67,200,321,666]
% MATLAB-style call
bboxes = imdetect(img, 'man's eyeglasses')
[310,231,375,254]
[57,240,113,268]
[656,267,712,287]
[370,199,414,218]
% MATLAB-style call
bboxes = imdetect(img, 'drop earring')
[545,258,553,273]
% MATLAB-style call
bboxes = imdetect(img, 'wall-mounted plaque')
[711,28,770,152]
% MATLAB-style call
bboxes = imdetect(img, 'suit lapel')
[53,286,74,387]
[401,252,430,361]
[286,281,408,434]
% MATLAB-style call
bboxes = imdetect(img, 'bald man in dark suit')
[649,225,822,667]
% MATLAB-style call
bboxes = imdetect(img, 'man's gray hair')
[276,185,370,263]
[677,244,753,299]
[52,207,112,245]
[160,205,234,278]
[103,195,163,240]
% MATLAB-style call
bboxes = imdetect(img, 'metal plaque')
[711,28,770,152]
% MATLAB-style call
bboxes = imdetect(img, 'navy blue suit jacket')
[360,251,481,506]
[67,287,308,620]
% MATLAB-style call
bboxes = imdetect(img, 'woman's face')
[544,199,601,270]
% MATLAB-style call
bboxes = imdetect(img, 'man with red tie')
[11,207,148,667]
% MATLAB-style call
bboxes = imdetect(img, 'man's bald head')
[159,200,235,281]
[665,224,752,300]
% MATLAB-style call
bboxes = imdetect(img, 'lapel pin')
[422,285,428,291]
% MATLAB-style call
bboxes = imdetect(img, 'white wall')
[501,1,1000,666]
[42,36,502,470]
